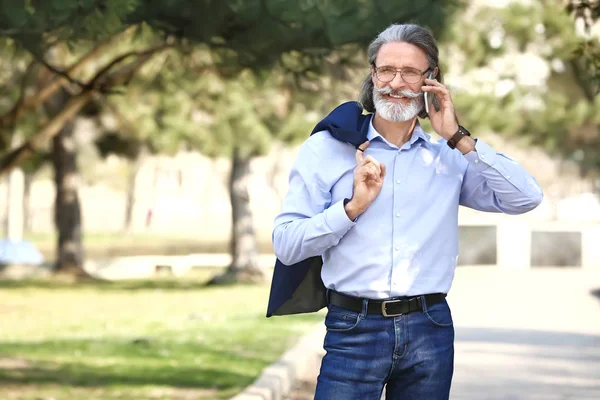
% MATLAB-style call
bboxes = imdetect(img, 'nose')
[388,73,407,91]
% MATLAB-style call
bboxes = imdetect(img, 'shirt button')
[396,213,401,218]
[396,180,401,184]
[474,159,479,164]
[481,154,486,159]
[506,175,511,180]
[394,246,399,251]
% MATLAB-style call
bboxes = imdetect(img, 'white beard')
[373,86,424,122]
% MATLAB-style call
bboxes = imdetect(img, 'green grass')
[0,268,323,399]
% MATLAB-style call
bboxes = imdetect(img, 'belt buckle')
[381,300,403,317]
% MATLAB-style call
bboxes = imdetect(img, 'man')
[270,24,543,399]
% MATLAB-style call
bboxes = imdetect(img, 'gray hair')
[358,24,442,118]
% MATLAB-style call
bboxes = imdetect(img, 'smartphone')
[424,71,435,114]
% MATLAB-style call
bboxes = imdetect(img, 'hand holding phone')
[424,71,435,114]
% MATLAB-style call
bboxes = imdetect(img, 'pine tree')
[0,0,456,275]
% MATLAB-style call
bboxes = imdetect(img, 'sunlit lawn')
[25,232,275,258]
[0,268,323,399]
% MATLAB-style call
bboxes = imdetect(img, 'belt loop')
[325,288,331,306]
[419,295,428,313]
[360,298,369,318]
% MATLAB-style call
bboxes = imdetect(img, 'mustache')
[375,87,422,98]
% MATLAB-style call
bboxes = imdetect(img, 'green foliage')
[196,72,273,158]
[19,149,49,174]
[1,0,457,71]
[0,0,134,47]
[0,0,458,159]
[103,45,348,160]
[0,45,39,151]
[0,0,458,169]
[95,132,142,159]
[447,1,600,177]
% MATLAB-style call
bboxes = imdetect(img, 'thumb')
[355,140,370,164]
[380,163,386,179]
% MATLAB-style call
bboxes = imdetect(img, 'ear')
[371,66,377,85]
[434,66,439,79]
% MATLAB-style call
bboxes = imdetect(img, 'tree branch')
[89,43,173,90]
[99,97,141,137]
[0,44,171,177]
[32,53,90,89]
[0,92,94,175]
[15,61,38,113]
[0,36,115,130]
[0,60,37,150]
[0,27,147,130]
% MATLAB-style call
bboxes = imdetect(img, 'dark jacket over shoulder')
[266,102,372,317]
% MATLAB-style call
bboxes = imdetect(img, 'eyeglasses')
[373,65,431,84]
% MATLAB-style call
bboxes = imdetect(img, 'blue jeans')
[315,296,454,400]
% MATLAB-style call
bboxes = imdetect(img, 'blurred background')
[0,1,599,399]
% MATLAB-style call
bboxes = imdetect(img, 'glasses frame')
[372,65,432,84]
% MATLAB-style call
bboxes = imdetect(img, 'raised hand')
[345,141,386,220]
[422,78,459,140]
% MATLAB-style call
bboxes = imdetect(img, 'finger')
[364,161,381,176]
[422,84,451,100]
[422,86,453,109]
[357,164,376,182]
[380,163,386,179]
[366,164,381,183]
[367,171,380,183]
[362,155,380,169]
[355,140,370,164]
[358,168,376,183]
[422,78,448,94]
[424,78,443,87]
[422,85,449,96]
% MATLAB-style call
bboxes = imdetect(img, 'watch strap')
[447,125,471,149]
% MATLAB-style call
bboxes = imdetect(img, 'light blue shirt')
[272,118,543,299]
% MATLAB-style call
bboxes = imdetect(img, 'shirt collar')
[367,116,433,149]
[412,120,433,148]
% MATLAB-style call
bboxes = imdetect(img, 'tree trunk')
[45,87,87,276]
[5,168,25,242]
[52,120,85,274]
[207,147,264,285]
[122,157,141,233]
[2,174,8,236]
[23,172,33,234]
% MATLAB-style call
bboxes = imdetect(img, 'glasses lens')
[376,67,396,82]
[401,68,422,83]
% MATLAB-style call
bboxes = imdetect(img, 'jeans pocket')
[324,305,362,332]
[424,300,453,328]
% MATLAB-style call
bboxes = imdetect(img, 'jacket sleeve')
[272,140,355,266]
[459,139,544,214]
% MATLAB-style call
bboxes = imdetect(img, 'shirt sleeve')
[272,140,356,266]
[459,139,544,214]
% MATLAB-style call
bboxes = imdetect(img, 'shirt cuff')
[463,139,497,172]
[323,199,356,237]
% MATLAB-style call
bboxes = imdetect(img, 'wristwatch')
[447,125,471,149]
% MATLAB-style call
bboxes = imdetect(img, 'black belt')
[328,290,446,317]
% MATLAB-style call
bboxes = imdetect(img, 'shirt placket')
[390,142,422,296]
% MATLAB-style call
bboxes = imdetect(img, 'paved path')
[287,267,600,399]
